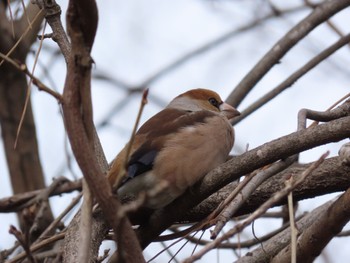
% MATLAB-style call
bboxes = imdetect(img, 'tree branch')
[227,0,350,108]
[61,0,145,262]
[272,186,350,263]
[232,32,350,125]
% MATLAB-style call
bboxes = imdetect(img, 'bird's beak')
[220,102,240,120]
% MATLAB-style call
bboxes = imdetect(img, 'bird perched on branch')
[108,89,240,209]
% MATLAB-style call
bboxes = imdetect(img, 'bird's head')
[167,88,240,120]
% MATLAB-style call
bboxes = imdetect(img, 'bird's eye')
[208,97,219,108]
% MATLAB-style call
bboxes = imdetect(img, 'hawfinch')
[108,89,240,209]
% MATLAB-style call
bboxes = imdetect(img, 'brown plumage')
[108,89,240,208]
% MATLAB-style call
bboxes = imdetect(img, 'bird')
[108,88,240,209]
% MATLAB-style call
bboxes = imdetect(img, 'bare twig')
[9,225,37,263]
[297,99,350,131]
[0,52,63,102]
[232,32,350,125]
[272,187,350,263]
[32,0,71,62]
[7,0,15,38]
[17,2,45,49]
[20,0,32,30]
[14,21,47,148]
[0,178,81,213]
[35,193,82,243]
[0,8,44,67]
[236,199,333,263]
[304,0,350,48]
[286,177,297,263]
[7,232,66,263]
[0,242,19,262]
[146,234,191,263]
[183,152,329,263]
[177,218,294,249]
[210,156,296,239]
[121,89,149,182]
[140,5,305,88]
[17,177,69,211]
[337,230,350,237]
[227,0,350,108]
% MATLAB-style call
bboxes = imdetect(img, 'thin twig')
[6,194,81,263]
[123,89,149,169]
[146,233,193,263]
[0,178,81,213]
[286,177,297,263]
[7,0,15,38]
[183,152,329,263]
[176,217,296,249]
[227,0,350,107]
[20,0,32,29]
[140,5,305,88]
[304,0,350,48]
[308,92,350,127]
[337,230,350,237]
[0,52,63,102]
[14,21,47,149]
[0,241,19,261]
[32,0,71,62]
[0,8,43,67]
[9,225,37,263]
[7,232,66,263]
[210,156,296,239]
[35,193,82,243]
[232,32,350,125]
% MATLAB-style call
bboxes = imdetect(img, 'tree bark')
[0,2,53,241]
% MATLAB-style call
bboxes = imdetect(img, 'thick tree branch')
[61,0,144,262]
